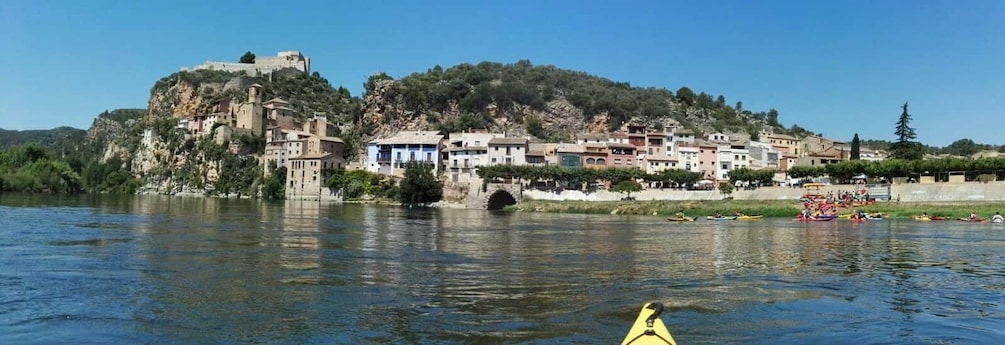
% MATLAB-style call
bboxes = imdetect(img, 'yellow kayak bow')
[621,302,677,345]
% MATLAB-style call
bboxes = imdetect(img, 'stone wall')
[182,52,310,76]
[522,182,1005,203]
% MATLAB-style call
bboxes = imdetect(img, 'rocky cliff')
[79,59,814,198]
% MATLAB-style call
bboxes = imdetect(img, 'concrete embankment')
[522,182,1005,203]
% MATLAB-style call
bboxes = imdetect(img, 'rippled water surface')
[2,194,1005,344]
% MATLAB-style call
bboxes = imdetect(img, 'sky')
[1,0,1003,147]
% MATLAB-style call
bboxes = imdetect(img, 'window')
[396,152,402,161]
[410,152,416,161]
[587,158,596,164]
[597,158,606,164]
[426,152,432,161]
[492,158,497,163]
[506,147,511,155]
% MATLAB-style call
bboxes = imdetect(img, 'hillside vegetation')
[360,60,817,141]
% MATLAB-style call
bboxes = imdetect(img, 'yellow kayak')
[736,215,763,220]
[666,216,695,222]
[621,303,677,345]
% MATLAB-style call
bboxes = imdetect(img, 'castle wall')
[181,51,310,76]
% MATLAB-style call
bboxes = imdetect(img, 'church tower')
[236,84,265,135]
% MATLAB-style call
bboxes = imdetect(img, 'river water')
[2,194,1004,344]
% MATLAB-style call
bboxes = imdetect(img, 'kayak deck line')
[621,302,677,345]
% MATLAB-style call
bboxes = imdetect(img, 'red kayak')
[959,218,988,223]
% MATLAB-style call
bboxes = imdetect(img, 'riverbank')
[509,199,1005,219]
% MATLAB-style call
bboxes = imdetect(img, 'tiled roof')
[607,142,637,149]
[488,137,529,145]
[264,97,290,105]
[557,144,585,153]
[372,131,444,145]
[444,146,488,152]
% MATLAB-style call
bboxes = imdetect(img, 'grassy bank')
[509,200,1005,219]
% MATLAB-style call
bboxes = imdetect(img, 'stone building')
[181,51,311,77]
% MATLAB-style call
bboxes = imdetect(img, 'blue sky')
[1,0,1003,147]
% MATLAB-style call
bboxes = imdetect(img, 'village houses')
[362,123,887,187]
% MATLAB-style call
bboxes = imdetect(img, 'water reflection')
[3,194,1005,343]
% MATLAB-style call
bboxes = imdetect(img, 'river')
[2,194,1004,344]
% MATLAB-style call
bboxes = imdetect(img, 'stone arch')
[486,190,517,210]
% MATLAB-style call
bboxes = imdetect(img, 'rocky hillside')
[357,60,812,143]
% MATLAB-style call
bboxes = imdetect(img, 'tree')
[239,51,256,64]
[399,161,442,205]
[890,102,924,160]
[766,108,780,127]
[718,182,734,196]
[945,138,979,157]
[612,180,642,200]
[894,102,916,142]
[850,133,861,160]
[676,86,695,106]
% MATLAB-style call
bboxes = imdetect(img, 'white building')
[444,132,502,182]
[486,137,529,166]
[677,146,700,173]
[366,131,444,176]
[716,144,750,180]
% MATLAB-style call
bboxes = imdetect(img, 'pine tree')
[239,51,256,64]
[890,102,923,160]
[894,102,916,143]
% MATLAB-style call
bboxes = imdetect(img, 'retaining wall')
[522,182,1005,202]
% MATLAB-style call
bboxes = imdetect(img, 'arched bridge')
[466,183,523,210]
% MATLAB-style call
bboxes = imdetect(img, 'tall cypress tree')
[850,133,861,160]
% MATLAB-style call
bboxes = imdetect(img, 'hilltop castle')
[180,51,310,76]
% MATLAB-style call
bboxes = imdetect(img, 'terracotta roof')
[264,97,290,105]
[578,133,608,140]
[372,131,444,146]
[767,133,799,140]
[488,137,529,145]
[609,132,629,138]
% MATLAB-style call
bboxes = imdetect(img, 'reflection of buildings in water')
[279,200,324,272]
[709,222,819,278]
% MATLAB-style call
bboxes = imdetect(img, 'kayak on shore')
[621,302,677,345]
